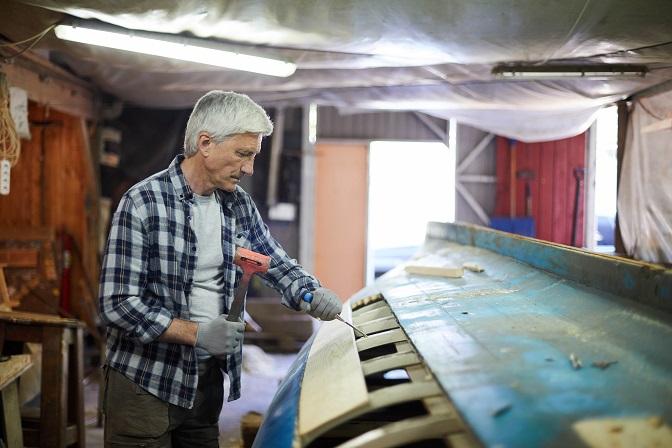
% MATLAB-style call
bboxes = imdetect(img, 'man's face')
[204,132,262,192]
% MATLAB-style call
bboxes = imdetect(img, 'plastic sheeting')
[3,0,672,142]
[618,91,672,264]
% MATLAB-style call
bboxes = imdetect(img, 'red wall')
[494,134,587,247]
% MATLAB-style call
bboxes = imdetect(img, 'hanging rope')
[0,72,20,167]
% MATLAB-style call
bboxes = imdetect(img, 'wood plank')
[367,381,444,412]
[352,297,386,314]
[356,328,406,352]
[358,316,400,335]
[405,264,464,278]
[0,354,33,390]
[0,266,11,309]
[0,47,98,120]
[0,356,33,448]
[352,306,393,326]
[573,417,672,448]
[1,380,24,448]
[0,311,83,328]
[0,249,39,267]
[361,352,421,377]
[336,414,464,448]
[298,306,369,441]
[0,227,56,241]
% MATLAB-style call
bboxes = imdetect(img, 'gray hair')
[183,90,273,156]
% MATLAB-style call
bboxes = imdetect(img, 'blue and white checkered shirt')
[99,154,321,408]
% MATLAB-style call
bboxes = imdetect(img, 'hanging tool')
[300,289,368,337]
[509,139,517,218]
[227,248,271,322]
[516,169,536,217]
[571,167,586,247]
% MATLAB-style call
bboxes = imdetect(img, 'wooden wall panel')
[0,102,100,332]
[494,134,586,247]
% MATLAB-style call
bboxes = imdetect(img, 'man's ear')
[197,132,212,156]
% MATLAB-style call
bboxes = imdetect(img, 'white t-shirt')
[189,192,225,361]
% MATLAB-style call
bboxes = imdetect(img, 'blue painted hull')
[253,222,672,447]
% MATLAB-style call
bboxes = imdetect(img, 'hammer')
[226,247,271,322]
[516,169,536,217]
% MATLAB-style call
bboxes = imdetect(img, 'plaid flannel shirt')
[99,154,321,409]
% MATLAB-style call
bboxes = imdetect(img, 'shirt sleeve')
[244,197,322,311]
[98,194,174,344]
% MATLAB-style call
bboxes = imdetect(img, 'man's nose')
[241,159,254,176]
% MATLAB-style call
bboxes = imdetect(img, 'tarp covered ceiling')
[2,0,672,141]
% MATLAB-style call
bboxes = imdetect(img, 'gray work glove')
[195,314,245,356]
[300,287,342,321]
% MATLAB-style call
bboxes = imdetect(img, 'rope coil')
[0,72,21,167]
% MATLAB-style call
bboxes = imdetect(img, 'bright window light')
[367,140,455,281]
[54,24,296,77]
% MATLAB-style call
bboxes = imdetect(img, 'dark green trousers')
[103,360,223,448]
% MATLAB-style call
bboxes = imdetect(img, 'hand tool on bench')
[300,289,368,337]
[227,247,271,322]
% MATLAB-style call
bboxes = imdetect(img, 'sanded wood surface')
[361,351,421,377]
[352,305,393,326]
[405,264,464,278]
[298,306,369,440]
[0,354,33,390]
[337,414,463,448]
[573,417,672,447]
[356,328,406,352]
[358,315,399,334]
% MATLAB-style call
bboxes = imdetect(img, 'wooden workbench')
[0,311,85,448]
[0,354,33,448]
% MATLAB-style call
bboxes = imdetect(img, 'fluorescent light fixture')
[54,23,296,77]
[492,64,647,80]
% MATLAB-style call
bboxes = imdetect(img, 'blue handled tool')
[300,289,368,337]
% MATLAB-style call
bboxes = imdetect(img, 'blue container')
[489,216,535,238]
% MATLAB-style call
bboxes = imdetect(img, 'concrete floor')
[84,346,297,448]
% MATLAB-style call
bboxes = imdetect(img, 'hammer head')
[234,247,271,276]
[516,169,536,179]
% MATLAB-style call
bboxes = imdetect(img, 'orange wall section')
[314,142,368,302]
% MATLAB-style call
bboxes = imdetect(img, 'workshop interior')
[0,0,671,447]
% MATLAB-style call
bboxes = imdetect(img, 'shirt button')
[188,278,193,283]
[192,247,196,252]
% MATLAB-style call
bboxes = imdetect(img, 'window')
[367,141,455,282]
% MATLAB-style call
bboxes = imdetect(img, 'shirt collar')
[169,154,238,208]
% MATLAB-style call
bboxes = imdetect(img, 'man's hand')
[195,314,245,356]
[300,288,342,321]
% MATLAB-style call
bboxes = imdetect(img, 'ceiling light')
[54,22,296,77]
[492,64,647,80]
